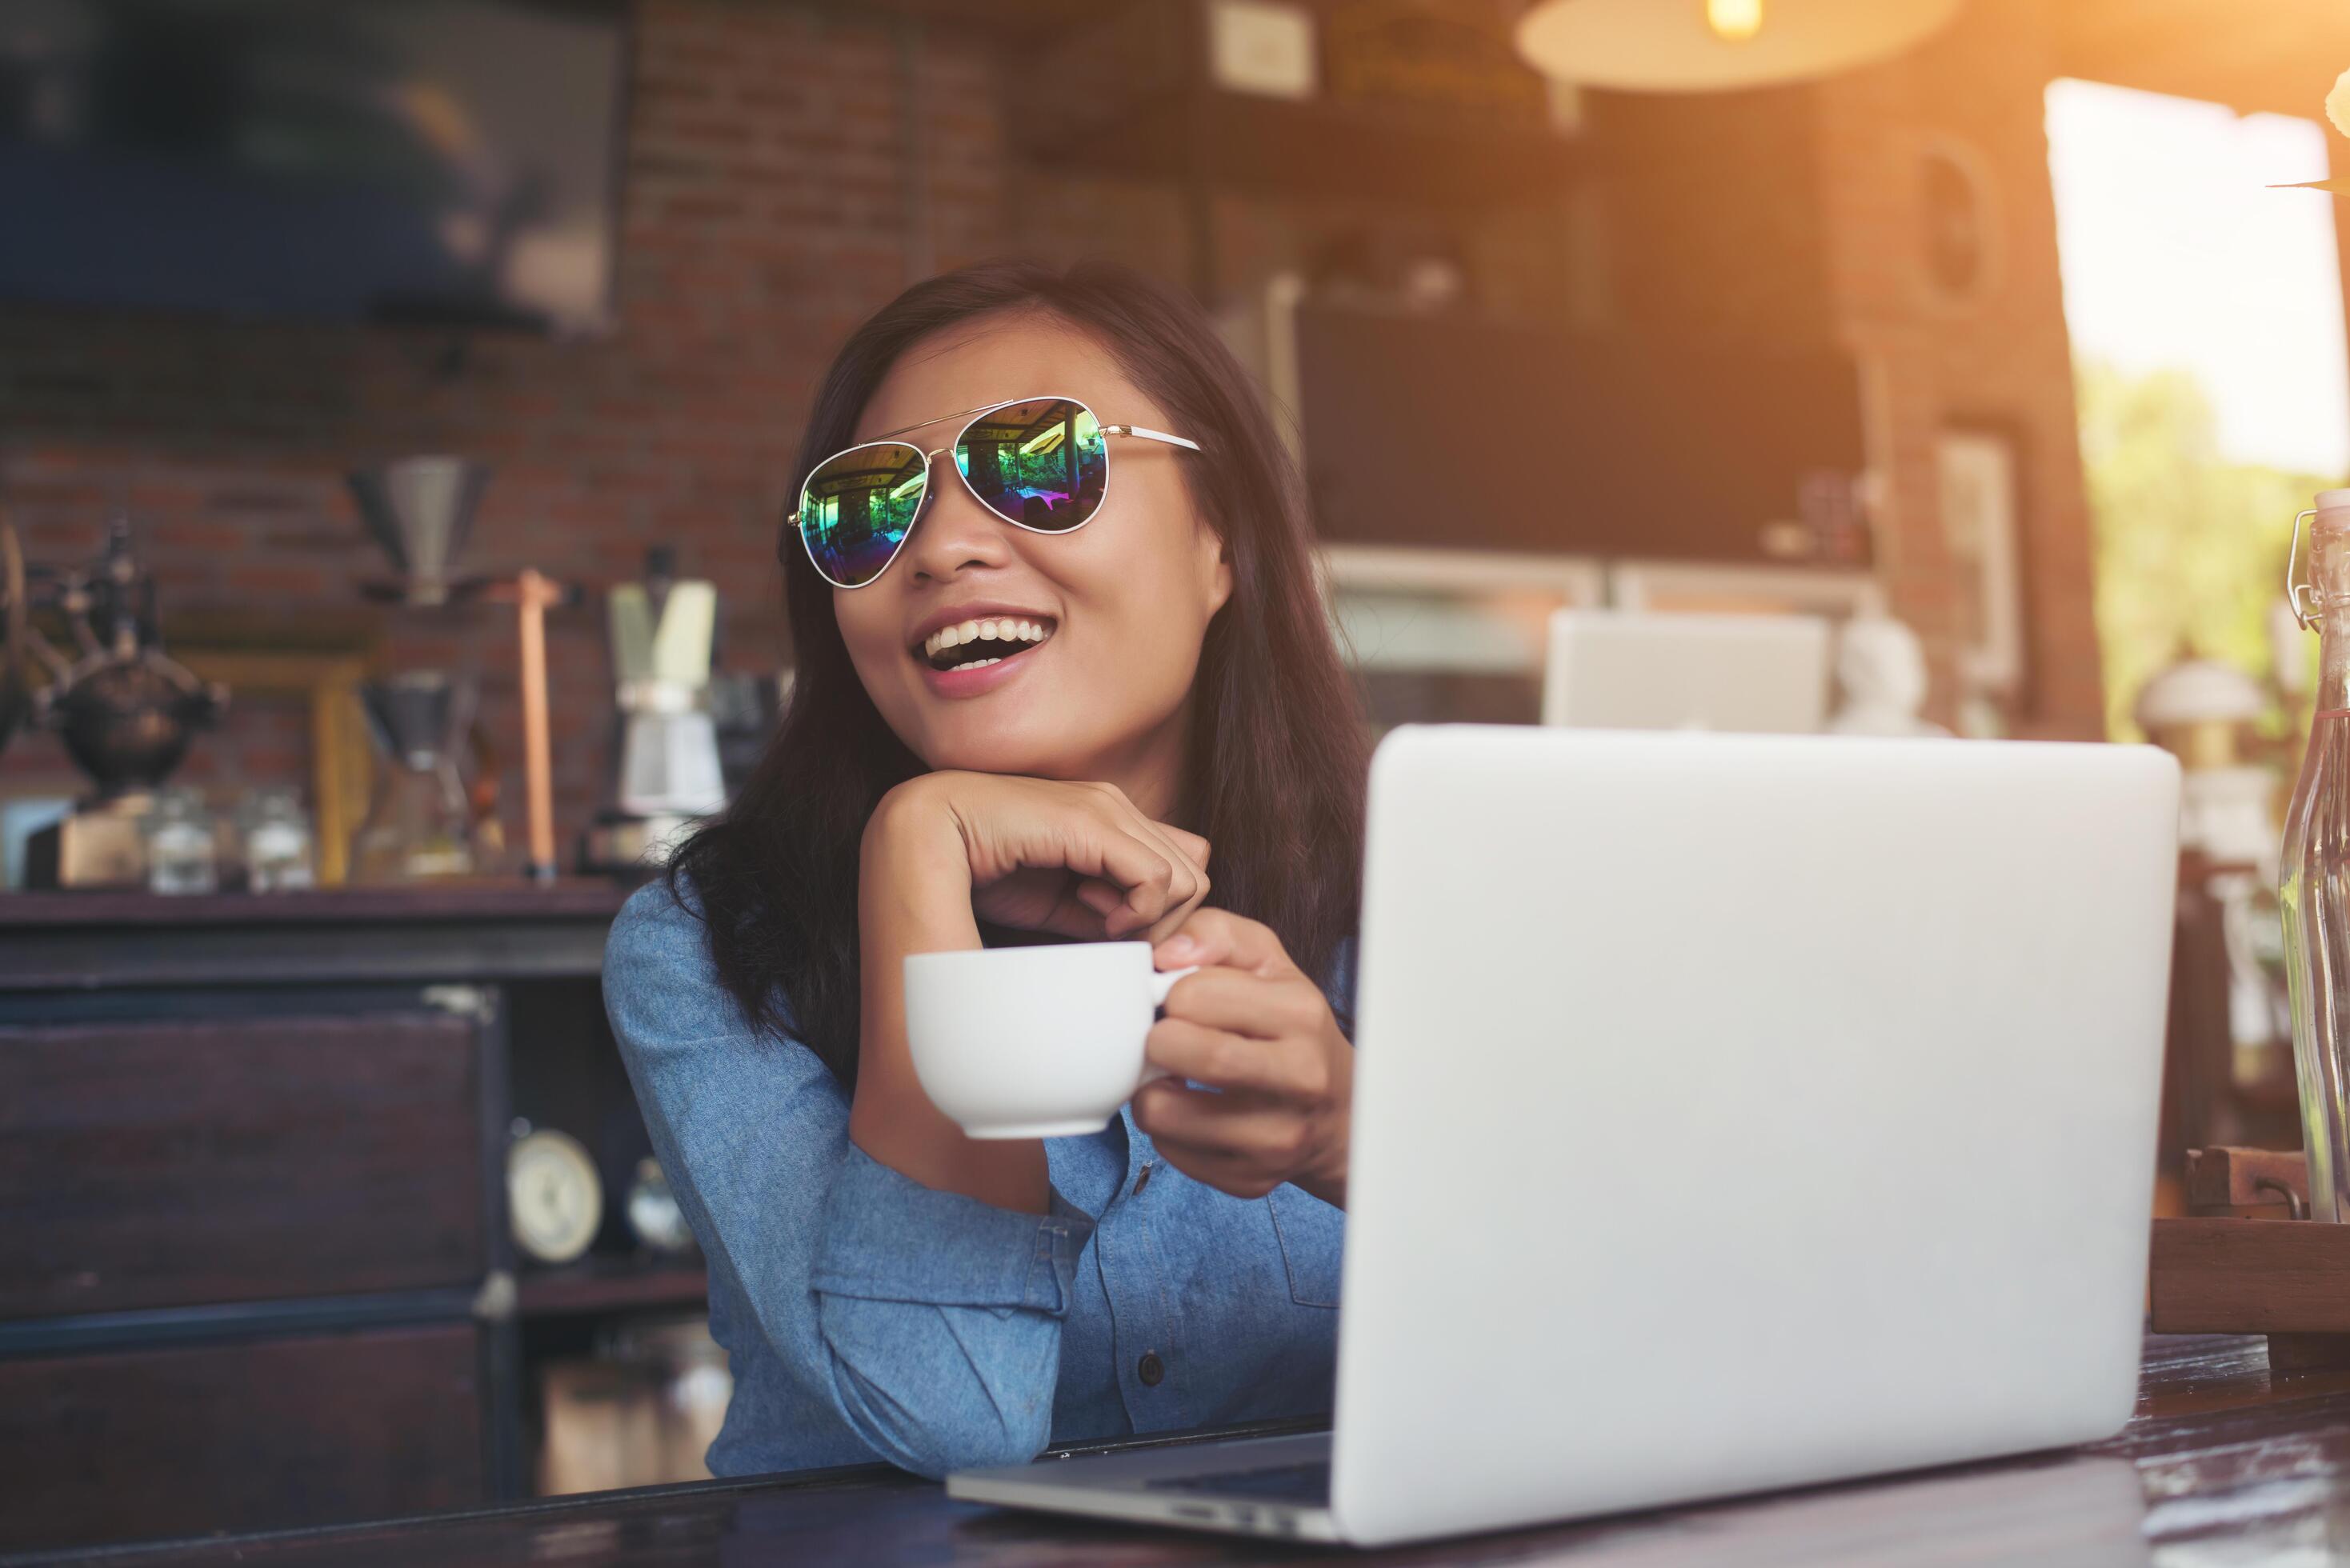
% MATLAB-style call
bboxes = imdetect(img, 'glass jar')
[239,787,316,892]
[143,787,218,895]
[2278,489,2350,1218]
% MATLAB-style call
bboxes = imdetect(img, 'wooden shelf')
[516,1258,707,1319]
[0,881,632,928]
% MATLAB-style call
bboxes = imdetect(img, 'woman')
[603,258,1369,1480]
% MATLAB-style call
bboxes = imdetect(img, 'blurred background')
[3,0,2348,1554]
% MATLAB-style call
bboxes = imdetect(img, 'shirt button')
[1138,1352,1166,1387]
[1134,1162,1154,1195]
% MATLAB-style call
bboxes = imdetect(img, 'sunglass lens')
[953,398,1106,532]
[799,442,927,586]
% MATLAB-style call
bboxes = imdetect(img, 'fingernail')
[1160,935,1196,960]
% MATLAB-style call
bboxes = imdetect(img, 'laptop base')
[948,1431,1340,1542]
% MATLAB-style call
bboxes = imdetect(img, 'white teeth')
[922,616,1055,662]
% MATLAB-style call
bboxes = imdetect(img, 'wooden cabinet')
[2,1011,486,1319]
[0,1324,485,1554]
[0,886,659,1555]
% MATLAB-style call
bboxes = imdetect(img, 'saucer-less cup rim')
[902,942,1197,1139]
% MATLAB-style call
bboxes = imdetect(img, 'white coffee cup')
[903,942,1199,1139]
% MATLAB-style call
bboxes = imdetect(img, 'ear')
[1199,522,1233,616]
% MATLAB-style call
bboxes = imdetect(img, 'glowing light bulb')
[1706,0,1764,42]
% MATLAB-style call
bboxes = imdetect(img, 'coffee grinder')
[582,546,725,871]
[349,456,568,882]
[21,518,228,888]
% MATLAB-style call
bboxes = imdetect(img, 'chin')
[917,726,1091,780]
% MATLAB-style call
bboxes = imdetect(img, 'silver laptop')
[1542,608,1831,733]
[950,725,2180,1546]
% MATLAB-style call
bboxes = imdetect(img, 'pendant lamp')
[1514,0,1963,92]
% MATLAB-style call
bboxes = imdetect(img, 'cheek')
[1067,536,1217,689]
[831,591,911,698]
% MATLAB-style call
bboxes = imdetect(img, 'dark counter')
[0,882,631,991]
[29,1334,2349,1566]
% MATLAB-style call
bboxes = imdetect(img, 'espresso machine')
[582,546,725,870]
[21,519,228,889]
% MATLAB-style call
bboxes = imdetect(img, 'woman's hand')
[1134,909,1352,1208]
[851,772,1211,1211]
[874,771,1211,944]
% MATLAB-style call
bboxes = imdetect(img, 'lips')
[918,634,1047,698]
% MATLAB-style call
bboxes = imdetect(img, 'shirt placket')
[1094,1108,1190,1432]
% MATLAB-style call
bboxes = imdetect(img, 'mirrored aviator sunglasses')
[790,396,1198,590]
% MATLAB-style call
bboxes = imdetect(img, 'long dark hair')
[670,258,1368,1087]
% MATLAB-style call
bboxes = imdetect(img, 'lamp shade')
[1515,0,1962,92]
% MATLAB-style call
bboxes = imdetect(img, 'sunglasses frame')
[789,394,1202,590]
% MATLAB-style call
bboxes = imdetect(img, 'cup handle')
[1148,963,1199,1010]
[1139,964,1199,1087]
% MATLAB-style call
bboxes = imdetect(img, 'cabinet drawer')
[1,1011,486,1318]
[0,1322,485,1552]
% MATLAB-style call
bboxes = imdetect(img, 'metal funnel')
[348,457,491,603]
[360,671,470,771]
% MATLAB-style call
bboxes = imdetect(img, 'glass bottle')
[2278,488,2350,1218]
[240,787,316,892]
[143,787,218,895]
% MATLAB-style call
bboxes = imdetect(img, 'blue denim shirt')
[602,879,1353,1479]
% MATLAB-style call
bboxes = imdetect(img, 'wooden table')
[34,1334,2350,1566]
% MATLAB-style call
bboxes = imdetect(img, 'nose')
[903,451,1015,582]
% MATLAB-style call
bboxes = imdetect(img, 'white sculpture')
[1827,614,1949,737]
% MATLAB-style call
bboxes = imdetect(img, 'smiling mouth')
[915,615,1057,672]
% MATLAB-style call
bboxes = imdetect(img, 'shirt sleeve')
[601,879,1097,1477]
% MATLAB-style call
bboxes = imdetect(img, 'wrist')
[863,778,975,940]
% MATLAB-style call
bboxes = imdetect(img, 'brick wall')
[0,1,1011,841]
[0,0,2107,863]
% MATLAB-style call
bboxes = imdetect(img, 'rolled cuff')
[811,1144,1096,1313]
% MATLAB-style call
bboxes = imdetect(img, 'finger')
[1059,823,1177,937]
[1099,816,1207,941]
[1146,1016,1331,1099]
[1072,785,1203,888]
[1143,1139,1280,1202]
[1160,824,1211,870]
[1073,878,1125,916]
[1159,968,1328,1043]
[1128,818,1205,910]
[1154,907,1292,977]
[1134,1080,1315,1167]
[1139,849,1212,946]
[1136,826,1211,945]
[1112,810,1205,898]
